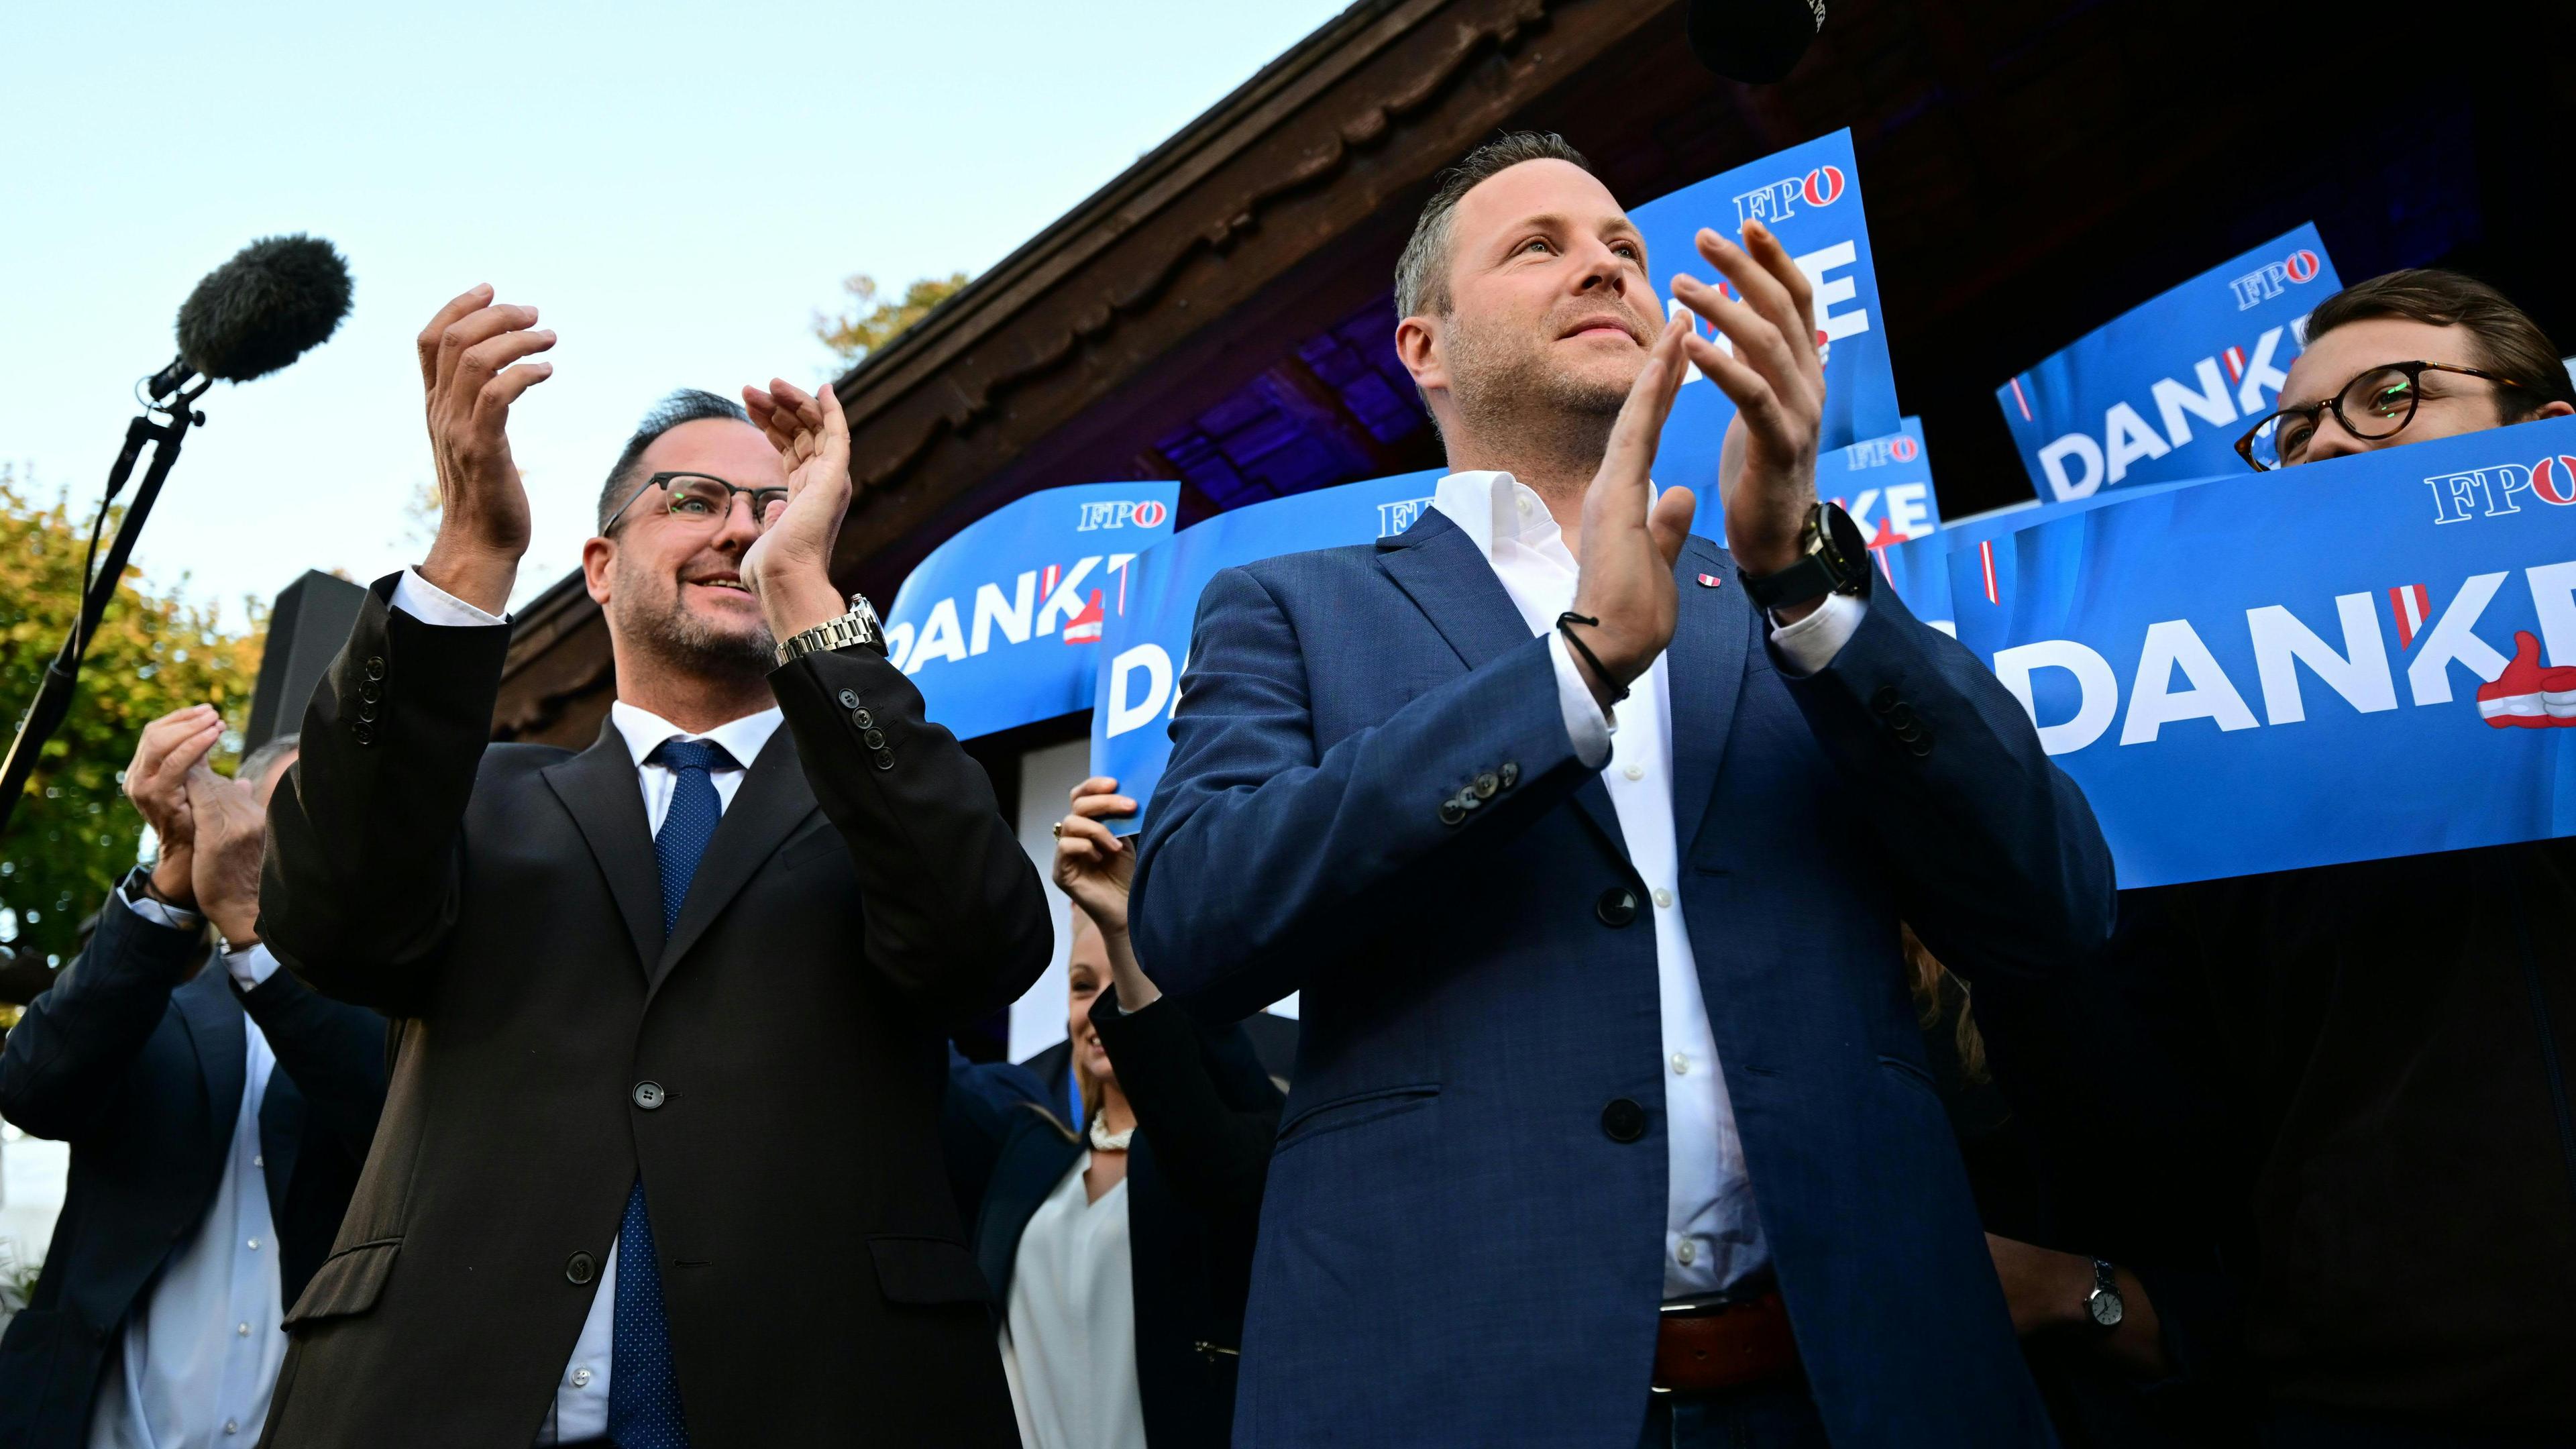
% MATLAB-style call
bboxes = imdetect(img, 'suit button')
[1892,721,1921,743]
[853,708,874,729]
[359,682,382,704]
[1870,686,1899,716]
[1595,888,1639,926]
[873,749,896,771]
[632,1081,665,1111]
[1499,762,1519,789]
[1472,771,1499,800]
[1907,734,1935,759]
[837,688,861,709]
[1886,702,1917,729]
[566,1252,596,1285]
[1439,798,1466,826]
[1601,1097,1648,1142]
[350,722,376,746]
[356,701,380,722]
[364,655,387,682]
[861,728,885,749]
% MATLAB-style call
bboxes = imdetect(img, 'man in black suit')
[0,717,386,1446]
[252,285,1051,1446]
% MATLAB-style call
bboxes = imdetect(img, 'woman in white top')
[956,777,1285,1449]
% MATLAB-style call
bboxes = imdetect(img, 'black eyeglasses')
[2236,360,2528,471]
[600,472,790,535]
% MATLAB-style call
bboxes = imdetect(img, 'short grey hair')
[1393,131,1594,323]
[239,733,300,790]
[596,389,753,534]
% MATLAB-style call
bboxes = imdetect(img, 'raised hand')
[124,704,223,910]
[1052,776,1159,1009]
[739,377,854,641]
[1669,219,1825,594]
[1564,316,1699,710]
[184,767,268,948]
[416,284,555,614]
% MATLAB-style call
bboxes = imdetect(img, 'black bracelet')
[1555,612,1629,704]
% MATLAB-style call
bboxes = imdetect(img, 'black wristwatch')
[2084,1258,2126,1330]
[1738,500,1868,612]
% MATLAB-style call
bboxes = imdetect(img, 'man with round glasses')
[250,286,1051,1446]
[2087,270,2576,1446]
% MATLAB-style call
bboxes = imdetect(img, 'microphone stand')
[0,365,211,838]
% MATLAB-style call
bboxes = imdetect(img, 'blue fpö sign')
[1635,127,1902,492]
[883,480,1179,741]
[1998,223,2341,502]
[1945,414,2576,886]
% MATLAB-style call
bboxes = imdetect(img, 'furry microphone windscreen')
[174,235,354,384]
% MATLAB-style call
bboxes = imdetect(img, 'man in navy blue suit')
[1130,132,2116,1448]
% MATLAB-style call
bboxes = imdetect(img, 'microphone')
[1686,0,1827,84]
[1,235,353,841]
[147,234,352,398]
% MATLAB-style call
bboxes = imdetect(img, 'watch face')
[2087,1289,2125,1328]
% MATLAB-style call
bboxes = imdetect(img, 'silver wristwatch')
[773,592,889,665]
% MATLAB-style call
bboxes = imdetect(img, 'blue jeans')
[1638,1381,1831,1449]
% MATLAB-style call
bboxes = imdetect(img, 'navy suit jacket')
[0,890,387,1447]
[1131,511,2116,1448]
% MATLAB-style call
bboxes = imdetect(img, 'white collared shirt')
[1428,470,1860,1297]
[388,568,784,1442]
[89,889,288,1449]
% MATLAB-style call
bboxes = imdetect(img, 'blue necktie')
[610,737,734,1449]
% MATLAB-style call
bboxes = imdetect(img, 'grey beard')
[613,586,775,682]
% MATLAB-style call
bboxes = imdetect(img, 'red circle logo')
[1801,166,1845,208]
[1890,435,1920,462]
[2284,249,2320,284]
[1130,499,1169,528]
[2534,456,2576,506]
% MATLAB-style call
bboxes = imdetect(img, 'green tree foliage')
[0,466,266,971]
[814,272,971,368]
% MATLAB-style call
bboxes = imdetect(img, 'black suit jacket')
[965,988,1284,1448]
[0,887,386,1448]
[251,578,1051,1448]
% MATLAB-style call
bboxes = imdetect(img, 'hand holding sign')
[741,376,854,641]
[1672,219,1826,592]
[1566,316,1696,710]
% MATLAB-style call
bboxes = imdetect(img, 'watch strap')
[1739,501,1866,611]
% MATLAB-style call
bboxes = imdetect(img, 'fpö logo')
[2422,452,2576,523]
[1076,498,1169,531]
[1729,165,1846,229]
[1841,433,1919,469]
[2226,248,2323,311]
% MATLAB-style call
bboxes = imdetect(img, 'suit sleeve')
[235,961,388,1169]
[1090,987,1284,1226]
[767,646,1051,1029]
[1132,566,1597,1023]
[1782,571,2117,978]
[258,574,515,1018]
[0,890,202,1141]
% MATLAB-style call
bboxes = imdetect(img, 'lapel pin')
[1696,572,1723,588]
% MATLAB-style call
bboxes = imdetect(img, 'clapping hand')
[1563,315,1698,710]
[184,767,268,949]
[416,284,555,615]
[1668,219,1825,593]
[739,378,854,643]
[123,705,224,909]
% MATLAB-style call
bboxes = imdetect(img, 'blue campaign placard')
[883,480,1179,741]
[1944,414,2576,887]
[1633,128,1902,492]
[1821,416,1939,549]
[1998,223,2342,503]
[1092,469,1446,830]
[1879,474,2225,635]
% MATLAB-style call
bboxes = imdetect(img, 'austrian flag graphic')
[2387,584,2430,649]
[2474,630,2576,729]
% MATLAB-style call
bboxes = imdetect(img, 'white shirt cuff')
[1767,591,1866,678]
[391,567,508,627]
[225,942,282,989]
[116,878,202,932]
[1547,631,1614,770]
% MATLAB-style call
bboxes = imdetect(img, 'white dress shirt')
[998,1157,1148,1449]
[88,888,288,1449]
[1427,470,1862,1297]
[388,568,785,1443]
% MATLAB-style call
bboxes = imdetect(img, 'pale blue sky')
[0,1,1350,622]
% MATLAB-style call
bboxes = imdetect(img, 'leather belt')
[1652,1291,1799,1395]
